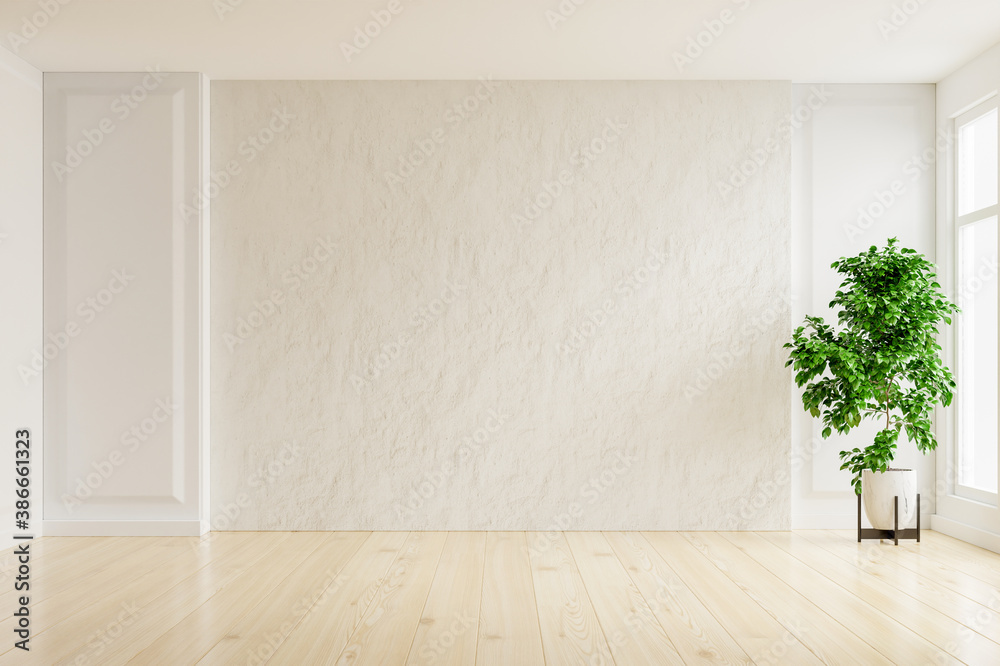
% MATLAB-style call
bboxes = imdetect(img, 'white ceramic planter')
[862,469,917,530]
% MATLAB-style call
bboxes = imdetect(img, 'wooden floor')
[2,530,1000,664]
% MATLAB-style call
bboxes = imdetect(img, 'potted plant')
[786,239,958,530]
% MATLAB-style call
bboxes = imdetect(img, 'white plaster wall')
[211,80,791,531]
[791,84,937,529]
[0,45,42,550]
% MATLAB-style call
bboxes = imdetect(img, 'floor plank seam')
[401,532,448,664]
[8,532,262,656]
[8,532,1000,666]
[473,531,487,666]
[599,531,680,665]
[756,531,960,664]
[568,531,619,666]
[201,531,370,665]
[332,531,417,665]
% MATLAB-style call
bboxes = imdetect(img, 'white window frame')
[952,97,999,506]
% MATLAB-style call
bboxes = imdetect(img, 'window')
[955,98,999,501]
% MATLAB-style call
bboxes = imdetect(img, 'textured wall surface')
[211,80,792,530]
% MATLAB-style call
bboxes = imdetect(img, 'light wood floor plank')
[769,531,1000,662]
[0,536,164,610]
[335,531,448,665]
[0,532,256,660]
[0,532,287,665]
[191,532,369,665]
[566,531,683,665]
[131,531,350,664]
[0,536,105,578]
[828,529,1000,608]
[0,536,213,640]
[404,532,485,666]
[604,531,752,665]
[6,530,997,664]
[757,531,981,664]
[919,529,1000,560]
[267,532,410,665]
[0,535,74,559]
[799,529,1000,645]
[891,531,1000,588]
[643,532,823,665]
[476,532,545,666]
[89,532,299,666]
[529,531,615,666]
[694,532,894,665]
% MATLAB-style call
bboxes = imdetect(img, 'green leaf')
[785,237,956,492]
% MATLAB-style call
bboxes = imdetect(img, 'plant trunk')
[885,383,890,431]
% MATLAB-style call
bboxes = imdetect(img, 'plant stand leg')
[858,491,919,545]
[858,493,862,543]
[894,495,899,546]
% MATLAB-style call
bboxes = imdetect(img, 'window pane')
[958,108,998,216]
[958,216,999,493]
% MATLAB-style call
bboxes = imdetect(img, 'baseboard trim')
[930,514,1000,555]
[792,513,858,530]
[42,520,208,537]
[794,510,935,531]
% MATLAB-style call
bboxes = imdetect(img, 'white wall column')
[0,46,43,551]
[42,72,210,536]
[791,83,937,529]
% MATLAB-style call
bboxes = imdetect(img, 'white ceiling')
[1,0,998,82]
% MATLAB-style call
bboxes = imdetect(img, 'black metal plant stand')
[857,493,920,545]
